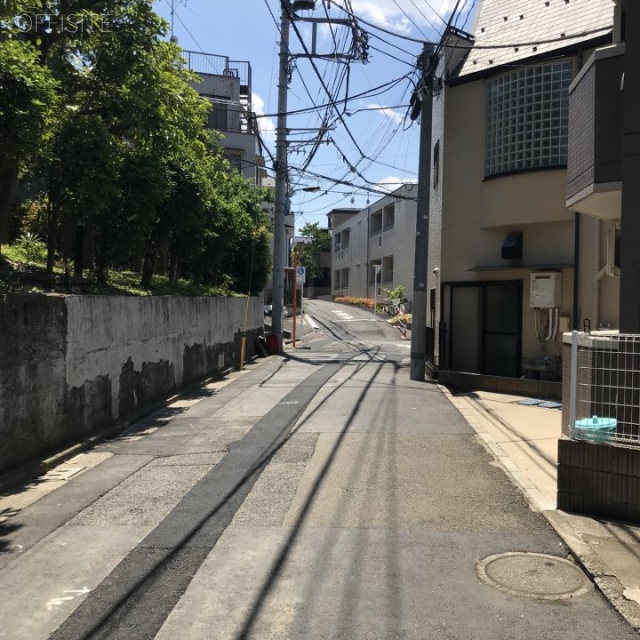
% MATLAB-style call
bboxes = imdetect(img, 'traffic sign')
[296,266,306,284]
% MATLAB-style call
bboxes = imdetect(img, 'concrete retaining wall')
[0,294,263,474]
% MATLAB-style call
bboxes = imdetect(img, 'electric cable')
[256,71,413,118]
[408,0,447,35]
[391,0,431,40]
[329,1,612,49]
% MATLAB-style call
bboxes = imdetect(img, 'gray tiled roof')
[457,0,613,77]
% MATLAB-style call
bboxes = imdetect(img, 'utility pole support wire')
[410,43,435,381]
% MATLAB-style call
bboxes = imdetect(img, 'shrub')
[388,313,412,325]
[383,285,407,303]
[15,232,47,264]
[333,296,384,312]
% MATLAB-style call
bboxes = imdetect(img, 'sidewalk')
[444,387,640,632]
[263,311,318,343]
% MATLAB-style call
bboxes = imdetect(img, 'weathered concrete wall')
[0,294,263,474]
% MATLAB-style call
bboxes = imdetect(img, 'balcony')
[566,45,624,220]
[183,51,252,101]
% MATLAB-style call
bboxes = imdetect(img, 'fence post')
[569,330,579,438]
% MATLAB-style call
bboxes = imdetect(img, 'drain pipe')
[572,213,580,330]
[593,219,602,330]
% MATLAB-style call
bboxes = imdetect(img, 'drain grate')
[477,552,592,600]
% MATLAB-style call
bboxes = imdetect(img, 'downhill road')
[0,298,634,639]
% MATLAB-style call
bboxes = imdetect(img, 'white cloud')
[375,174,417,193]
[367,102,404,124]
[349,0,460,36]
[252,93,275,148]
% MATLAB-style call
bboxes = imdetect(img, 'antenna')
[170,0,187,44]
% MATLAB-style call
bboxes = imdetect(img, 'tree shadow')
[0,509,23,555]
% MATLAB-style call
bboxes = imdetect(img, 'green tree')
[0,38,58,246]
[1,1,271,297]
[34,114,121,274]
[196,172,273,293]
[10,2,214,279]
[297,222,330,279]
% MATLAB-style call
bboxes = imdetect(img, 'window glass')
[485,61,572,176]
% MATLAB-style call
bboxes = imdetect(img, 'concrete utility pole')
[410,43,435,381]
[271,1,292,351]
[619,1,640,332]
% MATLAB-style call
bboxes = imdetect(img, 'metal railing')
[183,51,252,90]
[568,331,640,446]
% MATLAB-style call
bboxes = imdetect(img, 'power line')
[408,0,447,35]
[391,0,431,40]
[368,43,416,67]
[256,73,413,119]
[330,1,612,49]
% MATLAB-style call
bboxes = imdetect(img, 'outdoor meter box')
[529,272,561,308]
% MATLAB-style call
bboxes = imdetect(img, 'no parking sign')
[296,266,306,284]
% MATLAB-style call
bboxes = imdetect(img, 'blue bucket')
[574,416,617,442]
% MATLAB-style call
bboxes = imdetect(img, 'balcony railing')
[183,51,252,92]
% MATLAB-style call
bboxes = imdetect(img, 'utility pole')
[271,1,292,351]
[410,43,435,381]
[271,0,363,350]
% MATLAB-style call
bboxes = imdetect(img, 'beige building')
[331,185,418,300]
[428,0,615,379]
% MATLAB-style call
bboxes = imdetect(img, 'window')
[485,61,572,176]
[207,102,228,130]
[370,211,383,235]
[227,154,242,173]
[383,204,395,230]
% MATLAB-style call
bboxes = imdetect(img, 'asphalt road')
[0,299,634,639]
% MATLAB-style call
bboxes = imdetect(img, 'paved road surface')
[0,299,634,639]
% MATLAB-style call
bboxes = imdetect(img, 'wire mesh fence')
[568,331,640,445]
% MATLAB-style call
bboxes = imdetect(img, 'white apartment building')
[331,185,418,301]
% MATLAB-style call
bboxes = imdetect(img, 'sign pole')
[292,250,298,348]
[373,265,381,317]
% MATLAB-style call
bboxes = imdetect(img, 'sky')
[152,1,478,231]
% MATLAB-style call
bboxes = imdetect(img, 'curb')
[544,510,640,632]
[439,382,640,633]
[0,360,259,494]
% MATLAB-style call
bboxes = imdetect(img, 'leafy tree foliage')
[0,38,58,244]
[0,0,272,294]
[297,222,330,279]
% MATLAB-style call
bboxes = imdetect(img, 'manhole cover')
[477,552,592,600]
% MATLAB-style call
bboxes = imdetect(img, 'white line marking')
[46,587,91,611]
